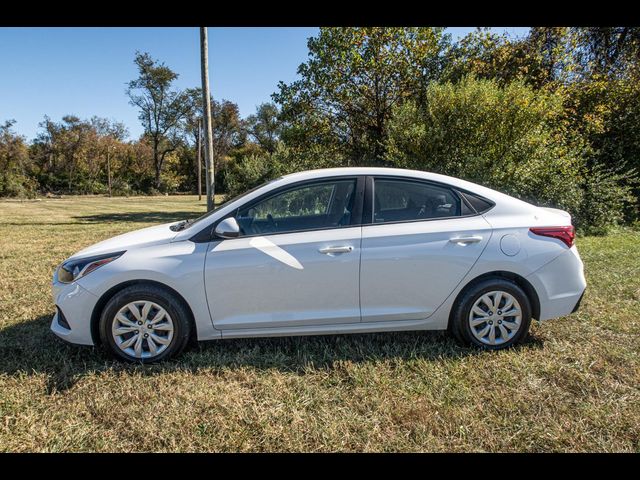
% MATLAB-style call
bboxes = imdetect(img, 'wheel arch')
[90,279,197,346]
[448,271,541,329]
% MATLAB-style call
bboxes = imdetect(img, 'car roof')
[280,167,498,198]
[278,167,540,217]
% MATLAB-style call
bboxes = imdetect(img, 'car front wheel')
[98,284,192,363]
[450,278,532,350]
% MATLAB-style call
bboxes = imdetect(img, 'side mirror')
[214,217,241,239]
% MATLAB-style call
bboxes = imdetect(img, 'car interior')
[373,179,461,223]
[236,180,357,235]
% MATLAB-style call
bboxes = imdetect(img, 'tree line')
[1,27,639,233]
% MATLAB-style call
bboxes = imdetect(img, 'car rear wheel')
[450,278,532,350]
[99,284,191,363]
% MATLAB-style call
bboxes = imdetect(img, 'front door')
[205,177,363,330]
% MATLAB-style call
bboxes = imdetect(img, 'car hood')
[69,221,181,260]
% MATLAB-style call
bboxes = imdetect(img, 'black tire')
[98,284,192,363]
[450,277,532,350]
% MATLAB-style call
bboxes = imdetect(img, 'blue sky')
[0,27,529,142]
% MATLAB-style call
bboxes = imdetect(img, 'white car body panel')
[56,240,220,342]
[205,227,362,329]
[526,246,586,320]
[71,222,180,259]
[360,215,492,322]
[51,281,98,345]
[51,167,586,347]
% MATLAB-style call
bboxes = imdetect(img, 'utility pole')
[200,26,215,211]
[106,143,112,198]
[197,118,202,201]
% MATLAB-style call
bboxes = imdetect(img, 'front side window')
[373,179,461,223]
[236,179,357,235]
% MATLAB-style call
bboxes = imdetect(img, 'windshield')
[176,177,283,231]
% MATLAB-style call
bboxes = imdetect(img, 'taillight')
[530,226,575,248]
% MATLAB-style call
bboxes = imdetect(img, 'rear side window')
[373,179,461,223]
[459,191,494,214]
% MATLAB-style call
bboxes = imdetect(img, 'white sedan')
[51,168,587,362]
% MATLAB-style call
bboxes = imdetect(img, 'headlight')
[57,251,125,284]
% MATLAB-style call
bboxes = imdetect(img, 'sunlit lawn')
[0,195,638,452]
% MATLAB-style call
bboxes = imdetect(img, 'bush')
[75,178,107,195]
[385,77,634,231]
[222,153,271,197]
[0,121,38,198]
[562,75,640,224]
[0,172,38,198]
[109,178,133,197]
[576,164,637,235]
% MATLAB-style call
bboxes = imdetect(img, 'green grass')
[0,195,638,452]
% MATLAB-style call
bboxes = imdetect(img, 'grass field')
[0,195,638,452]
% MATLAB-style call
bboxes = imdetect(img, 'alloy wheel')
[468,290,522,346]
[111,301,174,359]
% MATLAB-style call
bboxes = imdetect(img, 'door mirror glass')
[214,217,241,239]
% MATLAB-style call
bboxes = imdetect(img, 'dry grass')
[0,195,638,452]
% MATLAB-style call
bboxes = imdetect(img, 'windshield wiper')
[170,218,197,232]
[170,220,188,232]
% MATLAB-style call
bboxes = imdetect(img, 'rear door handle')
[449,235,483,244]
[319,246,354,254]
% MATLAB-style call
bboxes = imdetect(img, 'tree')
[526,27,575,85]
[127,52,195,190]
[245,102,282,154]
[30,115,137,195]
[571,27,640,78]
[182,88,245,196]
[180,87,206,197]
[0,120,36,197]
[49,115,94,192]
[384,76,634,232]
[443,27,574,89]
[211,100,244,166]
[33,115,61,183]
[90,117,129,197]
[273,27,450,165]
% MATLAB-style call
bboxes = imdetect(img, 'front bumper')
[51,277,98,346]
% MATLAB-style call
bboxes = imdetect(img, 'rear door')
[360,177,492,322]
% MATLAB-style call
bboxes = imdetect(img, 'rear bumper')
[527,246,587,321]
[571,289,586,313]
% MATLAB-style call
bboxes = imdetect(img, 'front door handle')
[449,235,483,245]
[319,246,354,254]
